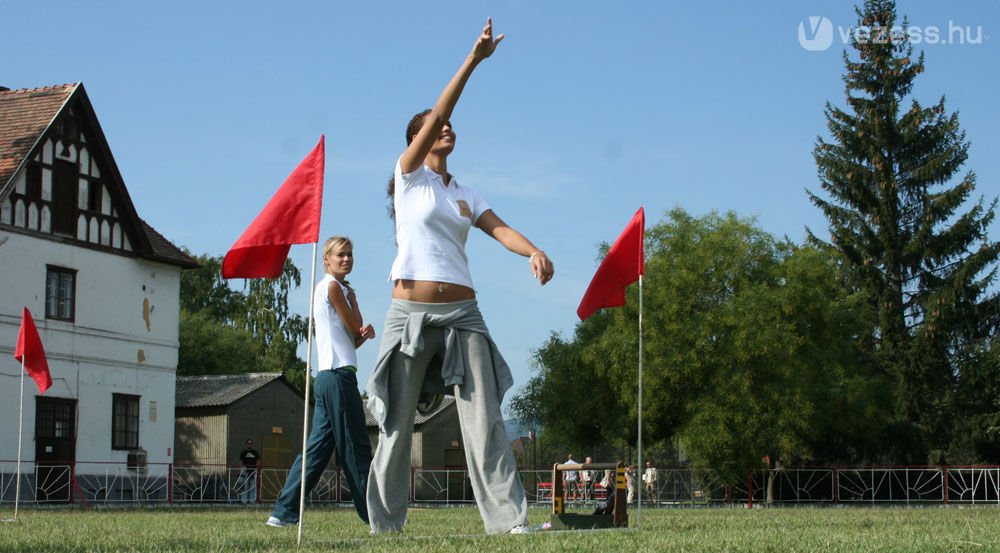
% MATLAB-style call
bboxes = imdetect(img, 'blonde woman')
[267,236,376,527]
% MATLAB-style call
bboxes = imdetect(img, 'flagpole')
[297,242,319,546]
[636,274,643,529]
[14,357,26,521]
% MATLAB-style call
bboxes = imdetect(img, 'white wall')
[0,229,182,469]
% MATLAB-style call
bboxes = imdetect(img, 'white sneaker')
[266,516,293,527]
[509,524,532,534]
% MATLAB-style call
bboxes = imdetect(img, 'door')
[444,448,468,501]
[35,397,76,502]
[260,434,292,501]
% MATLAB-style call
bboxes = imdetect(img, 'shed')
[175,373,304,470]
[176,373,466,501]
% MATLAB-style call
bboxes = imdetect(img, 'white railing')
[4,462,1000,507]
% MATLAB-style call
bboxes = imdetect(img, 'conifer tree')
[808,0,999,460]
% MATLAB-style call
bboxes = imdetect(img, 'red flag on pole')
[14,307,52,393]
[577,207,645,321]
[222,136,325,279]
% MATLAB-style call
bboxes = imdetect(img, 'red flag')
[577,207,645,321]
[14,307,52,393]
[222,136,325,279]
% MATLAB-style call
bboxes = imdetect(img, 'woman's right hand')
[471,17,504,61]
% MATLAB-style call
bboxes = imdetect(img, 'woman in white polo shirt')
[366,18,554,535]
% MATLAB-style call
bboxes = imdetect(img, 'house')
[174,373,305,470]
[0,83,196,501]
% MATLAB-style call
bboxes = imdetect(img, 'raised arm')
[399,18,504,174]
[476,210,555,285]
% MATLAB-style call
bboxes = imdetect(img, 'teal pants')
[271,368,372,523]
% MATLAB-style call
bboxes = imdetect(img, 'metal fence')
[5,461,1000,507]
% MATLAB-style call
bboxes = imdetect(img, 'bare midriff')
[392,279,476,303]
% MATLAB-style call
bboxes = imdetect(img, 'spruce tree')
[808,0,1000,461]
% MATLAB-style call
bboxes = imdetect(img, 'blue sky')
[5,1,997,412]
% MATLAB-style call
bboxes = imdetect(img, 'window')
[112,394,140,450]
[25,164,41,201]
[45,266,76,321]
[51,159,77,235]
[87,180,102,212]
[36,398,76,439]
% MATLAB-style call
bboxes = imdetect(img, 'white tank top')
[314,274,357,373]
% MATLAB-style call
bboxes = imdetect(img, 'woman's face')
[428,116,456,155]
[325,246,354,276]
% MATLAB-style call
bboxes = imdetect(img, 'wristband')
[529,251,544,263]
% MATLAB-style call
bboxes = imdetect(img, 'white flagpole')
[636,274,643,529]
[14,357,26,521]
[297,242,319,546]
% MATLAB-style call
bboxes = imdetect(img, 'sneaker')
[509,524,532,534]
[266,516,293,527]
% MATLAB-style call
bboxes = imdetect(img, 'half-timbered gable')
[0,84,187,265]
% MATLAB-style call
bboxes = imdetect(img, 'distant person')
[643,461,658,505]
[600,468,614,490]
[594,468,617,516]
[563,453,580,500]
[582,456,595,501]
[267,236,376,527]
[626,465,637,504]
[238,439,260,504]
[365,18,554,536]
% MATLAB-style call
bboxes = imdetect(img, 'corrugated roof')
[363,395,456,427]
[176,373,289,408]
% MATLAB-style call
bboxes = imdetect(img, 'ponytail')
[386,174,396,223]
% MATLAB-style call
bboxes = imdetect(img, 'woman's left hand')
[359,324,376,341]
[531,252,554,285]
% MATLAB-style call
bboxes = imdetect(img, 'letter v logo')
[798,16,834,51]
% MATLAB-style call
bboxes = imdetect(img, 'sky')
[4,1,998,413]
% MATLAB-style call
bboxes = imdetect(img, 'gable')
[0,83,196,268]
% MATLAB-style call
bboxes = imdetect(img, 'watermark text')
[799,16,986,51]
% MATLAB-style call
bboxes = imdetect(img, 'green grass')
[2,505,1000,552]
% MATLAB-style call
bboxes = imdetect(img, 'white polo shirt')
[389,160,491,289]
[314,273,357,374]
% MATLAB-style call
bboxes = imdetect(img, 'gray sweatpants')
[366,321,527,534]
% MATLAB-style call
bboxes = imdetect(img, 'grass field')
[2,505,1000,552]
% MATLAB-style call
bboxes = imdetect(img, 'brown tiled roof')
[0,84,76,189]
[141,219,199,268]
